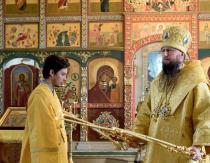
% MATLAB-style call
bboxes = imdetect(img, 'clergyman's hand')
[127,137,145,149]
[188,146,202,161]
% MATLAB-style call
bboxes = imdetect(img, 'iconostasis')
[0,0,209,141]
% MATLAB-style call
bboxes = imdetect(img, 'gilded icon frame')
[0,107,26,128]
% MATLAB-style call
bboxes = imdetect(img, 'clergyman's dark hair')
[42,55,70,79]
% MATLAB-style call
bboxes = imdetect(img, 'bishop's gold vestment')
[20,83,68,163]
[133,60,210,163]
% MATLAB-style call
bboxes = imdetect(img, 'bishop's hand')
[188,146,204,161]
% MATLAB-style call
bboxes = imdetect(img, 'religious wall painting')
[5,23,39,49]
[46,0,81,16]
[199,0,210,12]
[89,22,123,48]
[132,22,189,43]
[199,21,210,49]
[4,0,39,17]
[89,0,123,14]
[11,65,33,107]
[47,23,81,48]
[60,58,81,110]
[126,0,195,12]
[134,42,162,109]
[3,59,40,110]
[88,57,123,103]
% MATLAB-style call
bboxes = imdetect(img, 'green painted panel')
[198,49,210,59]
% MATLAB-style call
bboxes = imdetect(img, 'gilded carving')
[80,67,88,141]
[88,15,123,21]
[93,111,119,128]
[40,0,46,48]
[78,51,94,63]
[82,0,87,48]
[124,85,132,129]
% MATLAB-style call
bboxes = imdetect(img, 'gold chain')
[152,74,179,118]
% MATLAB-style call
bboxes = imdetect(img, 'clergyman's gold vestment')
[20,83,68,163]
[133,60,210,163]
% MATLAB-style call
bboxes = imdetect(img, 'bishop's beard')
[159,61,181,91]
[162,61,180,78]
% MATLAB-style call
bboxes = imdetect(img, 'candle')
[73,101,77,114]
[69,105,72,113]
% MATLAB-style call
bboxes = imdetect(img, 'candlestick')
[69,105,72,113]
